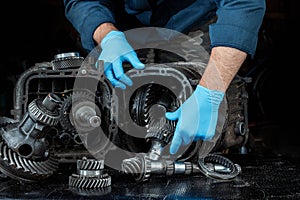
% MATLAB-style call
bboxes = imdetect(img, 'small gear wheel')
[146,118,176,145]
[59,90,95,132]
[69,173,111,189]
[0,117,17,127]
[121,153,151,183]
[69,157,111,189]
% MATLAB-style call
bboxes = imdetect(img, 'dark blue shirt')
[64,0,265,55]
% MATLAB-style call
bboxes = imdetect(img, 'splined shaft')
[122,153,200,182]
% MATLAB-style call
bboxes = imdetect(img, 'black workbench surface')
[0,153,299,200]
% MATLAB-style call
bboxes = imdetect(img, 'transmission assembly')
[0,50,248,187]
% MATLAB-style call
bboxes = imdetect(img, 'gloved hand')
[98,30,145,89]
[165,84,224,154]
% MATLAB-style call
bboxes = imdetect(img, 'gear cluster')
[0,52,247,191]
[69,157,111,189]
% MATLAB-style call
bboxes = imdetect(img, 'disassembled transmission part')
[69,157,111,189]
[1,93,61,160]
[0,93,61,182]
[122,153,200,182]
[198,154,241,180]
[0,52,248,184]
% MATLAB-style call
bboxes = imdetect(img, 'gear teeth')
[28,100,60,126]
[69,185,111,196]
[69,157,111,189]
[131,84,159,126]
[77,157,104,171]
[0,139,59,182]
[59,90,96,132]
[69,173,111,189]
[0,117,17,128]
[146,118,176,145]
[122,153,151,182]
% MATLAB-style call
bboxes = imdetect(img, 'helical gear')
[0,139,59,182]
[69,173,111,189]
[146,118,176,145]
[121,153,151,182]
[130,84,159,126]
[77,157,104,171]
[69,157,111,189]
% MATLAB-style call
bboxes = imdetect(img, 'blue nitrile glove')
[98,30,145,89]
[165,85,225,154]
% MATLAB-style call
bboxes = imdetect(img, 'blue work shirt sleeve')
[64,0,115,52]
[210,0,266,56]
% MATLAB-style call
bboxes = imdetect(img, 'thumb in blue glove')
[165,85,224,155]
[97,30,145,89]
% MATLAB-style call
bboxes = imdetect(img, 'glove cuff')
[195,85,224,105]
[101,30,125,48]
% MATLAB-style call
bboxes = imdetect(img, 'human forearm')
[199,46,247,92]
[64,0,116,52]
[93,22,118,45]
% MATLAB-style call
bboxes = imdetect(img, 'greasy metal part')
[69,157,111,189]
[70,91,102,133]
[6,52,248,183]
[121,153,152,182]
[0,117,17,127]
[51,52,84,70]
[215,76,250,151]
[146,120,175,160]
[121,153,200,182]
[198,154,241,180]
[1,93,61,160]
[0,139,59,183]
[69,186,112,197]
[72,102,101,130]
[60,90,97,133]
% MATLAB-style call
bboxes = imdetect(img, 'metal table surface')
[0,153,299,200]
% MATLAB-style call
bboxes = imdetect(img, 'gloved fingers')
[165,108,181,121]
[124,52,145,70]
[112,60,133,86]
[104,67,126,90]
[169,132,183,155]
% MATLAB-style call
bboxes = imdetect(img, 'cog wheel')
[121,153,151,182]
[28,98,60,126]
[59,90,95,132]
[69,157,111,189]
[0,138,59,182]
[69,173,111,189]
[130,84,160,126]
[0,117,17,127]
[77,157,104,171]
[146,112,176,145]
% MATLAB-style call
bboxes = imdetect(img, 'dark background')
[0,0,299,157]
